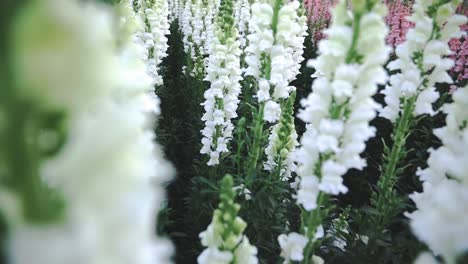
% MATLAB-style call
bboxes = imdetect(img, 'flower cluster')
[198,175,258,264]
[180,0,194,54]
[406,84,468,264]
[245,0,307,124]
[1,1,173,263]
[385,0,414,48]
[180,0,219,76]
[278,226,324,263]
[283,0,390,260]
[296,0,390,210]
[168,0,179,22]
[234,0,251,49]
[200,0,242,166]
[380,0,467,122]
[146,0,171,85]
[126,0,170,86]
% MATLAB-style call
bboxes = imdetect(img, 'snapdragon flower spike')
[180,0,194,54]
[264,92,299,181]
[4,1,174,263]
[234,0,251,49]
[179,0,218,77]
[200,0,242,166]
[145,0,171,85]
[296,0,390,210]
[167,0,179,22]
[203,0,220,57]
[406,84,468,264]
[245,0,308,123]
[126,0,170,86]
[198,175,258,264]
[380,0,467,122]
[283,0,390,260]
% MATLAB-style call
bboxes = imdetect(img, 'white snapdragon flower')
[145,0,171,85]
[408,180,468,264]
[296,0,390,210]
[181,0,194,53]
[7,0,173,263]
[234,0,251,49]
[125,0,170,86]
[414,252,438,264]
[407,85,468,263]
[200,18,242,165]
[245,0,307,123]
[278,232,309,263]
[380,0,467,122]
[198,248,233,264]
[234,237,259,264]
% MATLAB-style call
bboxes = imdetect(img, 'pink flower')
[448,4,468,93]
[304,0,336,45]
[385,0,415,47]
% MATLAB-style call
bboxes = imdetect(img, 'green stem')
[246,102,265,185]
[373,96,416,231]
[302,192,328,264]
[345,12,362,64]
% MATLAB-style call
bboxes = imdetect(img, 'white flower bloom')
[245,0,307,118]
[264,100,282,123]
[8,1,173,263]
[125,0,170,86]
[312,255,325,264]
[407,85,468,263]
[250,0,306,179]
[278,232,309,263]
[234,0,251,49]
[197,248,233,264]
[408,180,468,264]
[234,238,258,264]
[200,29,242,165]
[296,0,389,210]
[232,184,253,200]
[380,0,467,122]
[199,223,223,248]
[296,175,320,211]
[414,252,438,264]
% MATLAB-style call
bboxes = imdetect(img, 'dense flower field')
[0,0,467,263]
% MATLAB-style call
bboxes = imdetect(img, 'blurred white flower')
[278,232,309,263]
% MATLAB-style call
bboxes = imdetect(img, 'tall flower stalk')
[406,84,468,264]
[127,0,170,86]
[281,0,390,262]
[200,0,242,166]
[243,0,307,180]
[0,1,173,263]
[234,0,251,49]
[371,0,467,239]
